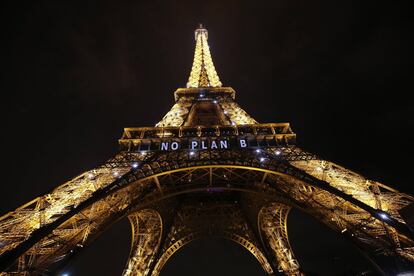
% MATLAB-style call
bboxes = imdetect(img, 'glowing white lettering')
[239,139,247,148]
[161,142,169,151]
[171,142,179,150]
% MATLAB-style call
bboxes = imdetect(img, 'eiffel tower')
[1,25,414,276]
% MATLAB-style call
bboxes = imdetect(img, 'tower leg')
[259,203,303,276]
[122,210,162,276]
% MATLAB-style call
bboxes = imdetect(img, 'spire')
[186,24,222,88]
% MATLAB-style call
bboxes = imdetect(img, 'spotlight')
[275,150,281,155]
[379,212,389,220]
[132,162,139,169]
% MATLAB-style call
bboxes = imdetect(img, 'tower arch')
[1,157,412,274]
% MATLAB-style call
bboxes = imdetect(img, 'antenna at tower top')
[194,23,208,40]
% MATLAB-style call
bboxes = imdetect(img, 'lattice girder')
[2,25,413,276]
[122,210,162,276]
[259,203,302,275]
[150,198,274,275]
[155,93,258,127]
[0,165,131,255]
[1,148,413,274]
[186,25,222,88]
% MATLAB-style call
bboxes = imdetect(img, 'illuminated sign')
[158,138,248,151]
[131,135,284,152]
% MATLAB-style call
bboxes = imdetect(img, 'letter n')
[220,140,228,149]
[160,142,169,151]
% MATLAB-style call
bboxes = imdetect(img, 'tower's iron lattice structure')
[1,25,414,276]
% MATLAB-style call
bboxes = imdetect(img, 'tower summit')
[186,24,222,88]
[156,25,257,127]
[0,27,413,276]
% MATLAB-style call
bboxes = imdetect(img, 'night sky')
[1,1,413,275]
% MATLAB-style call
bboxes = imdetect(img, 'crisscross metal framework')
[0,146,413,275]
[1,25,413,276]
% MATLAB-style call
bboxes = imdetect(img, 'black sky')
[1,0,413,275]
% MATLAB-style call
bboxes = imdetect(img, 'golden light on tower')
[0,25,413,276]
[186,24,222,88]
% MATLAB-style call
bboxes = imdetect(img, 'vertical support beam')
[261,172,268,184]
[259,203,303,276]
[153,176,163,193]
[122,210,162,276]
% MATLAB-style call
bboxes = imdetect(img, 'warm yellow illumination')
[186,25,222,88]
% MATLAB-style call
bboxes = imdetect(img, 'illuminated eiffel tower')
[1,25,414,276]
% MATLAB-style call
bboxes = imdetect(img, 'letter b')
[239,139,247,148]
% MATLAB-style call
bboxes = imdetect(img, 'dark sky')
[1,0,413,275]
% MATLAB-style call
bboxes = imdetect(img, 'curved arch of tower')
[0,26,413,276]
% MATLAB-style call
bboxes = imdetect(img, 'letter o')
[171,142,179,150]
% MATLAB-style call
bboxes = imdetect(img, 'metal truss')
[1,26,414,276]
[150,198,273,275]
[0,146,413,275]
[218,98,258,125]
[155,98,193,127]
[155,91,258,127]
[259,203,302,275]
[186,24,222,88]
[122,210,162,276]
